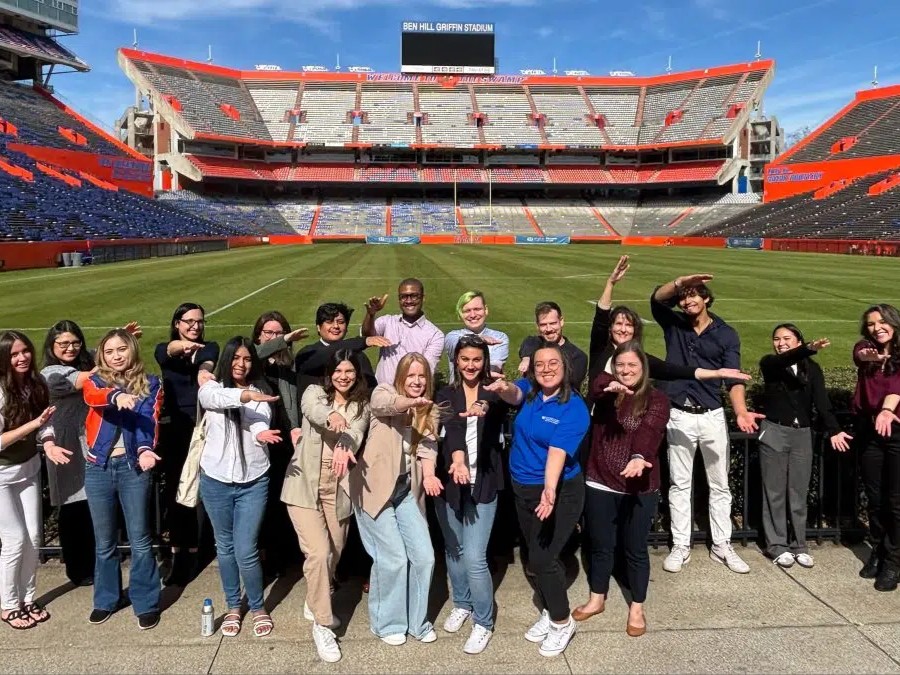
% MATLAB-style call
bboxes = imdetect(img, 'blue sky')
[51,0,900,138]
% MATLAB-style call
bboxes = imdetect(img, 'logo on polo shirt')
[541,416,560,425]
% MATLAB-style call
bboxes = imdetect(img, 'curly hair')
[95,329,150,398]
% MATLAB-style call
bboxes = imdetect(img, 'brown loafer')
[572,606,604,622]
[626,622,646,637]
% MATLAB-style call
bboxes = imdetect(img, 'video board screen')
[401,21,495,75]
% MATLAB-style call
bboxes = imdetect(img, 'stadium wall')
[764,155,900,202]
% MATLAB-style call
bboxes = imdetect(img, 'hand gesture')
[34,406,56,426]
[285,328,309,343]
[677,273,714,288]
[327,411,349,433]
[449,459,470,485]
[365,294,389,316]
[256,429,282,445]
[875,409,900,437]
[138,450,161,472]
[366,336,393,348]
[481,335,503,346]
[115,394,137,411]
[483,374,512,395]
[246,391,280,404]
[331,445,357,478]
[716,368,751,382]
[535,487,556,521]
[517,357,530,375]
[407,397,432,410]
[460,400,488,418]
[290,427,302,447]
[197,370,217,387]
[808,338,830,352]
[123,321,143,339]
[44,442,73,465]
[620,457,652,479]
[181,340,205,355]
[737,411,765,433]
[830,431,853,452]
[608,255,630,284]
[857,348,888,363]
[423,475,444,497]
[603,381,633,395]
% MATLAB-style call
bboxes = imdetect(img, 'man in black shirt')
[517,301,588,391]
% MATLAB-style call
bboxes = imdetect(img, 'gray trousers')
[758,420,813,557]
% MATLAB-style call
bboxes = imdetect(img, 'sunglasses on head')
[458,335,486,347]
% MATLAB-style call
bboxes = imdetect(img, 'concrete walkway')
[3,543,899,674]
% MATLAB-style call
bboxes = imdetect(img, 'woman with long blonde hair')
[83,329,163,630]
[348,352,442,646]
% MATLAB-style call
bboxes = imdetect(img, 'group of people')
[1,256,898,664]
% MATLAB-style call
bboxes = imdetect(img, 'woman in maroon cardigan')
[573,340,670,637]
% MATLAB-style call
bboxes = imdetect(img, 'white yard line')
[206,278,287,317]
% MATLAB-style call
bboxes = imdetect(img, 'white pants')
[0,474,42,610]
[667,407,732,547]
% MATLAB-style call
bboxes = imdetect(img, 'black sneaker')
[860,548,882,579]
[874,566,900,592]
[89,608,114,625]
[138,612,160,630]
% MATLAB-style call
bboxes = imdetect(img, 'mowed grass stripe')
[2,245,891,373]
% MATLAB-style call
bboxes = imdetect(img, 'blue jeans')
[199,472,268,611]
[355,476,434,638]
[84,456,160,616]
[434,495,497,630]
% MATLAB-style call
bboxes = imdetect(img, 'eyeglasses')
[54,340,82,350]
[534,360,562,373]
[260,329,285,338]
[399,293,422,301]
[179,319,205,327]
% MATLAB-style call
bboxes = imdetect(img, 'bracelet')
[475,400,488,408]
[882,407,896,413]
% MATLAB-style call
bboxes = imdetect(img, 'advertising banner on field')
[515,235,571,245]
[366,235,420,245]
[726,237,764,250]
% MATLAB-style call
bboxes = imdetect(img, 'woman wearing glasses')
[485,341,590,658]
[155,303,219,587]
[433,335,508,654]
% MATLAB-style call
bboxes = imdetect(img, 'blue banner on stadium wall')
[515,235,571,245]
[366,235,420,245]
[726,237,764,250]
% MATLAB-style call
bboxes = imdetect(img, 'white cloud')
[692,0,728,21]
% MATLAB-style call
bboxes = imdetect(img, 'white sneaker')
[380,633,407,646]
[710,542,751,574]
[413,628,437,643]
[773,552,795,568]
[304,601,340,629]
[464,624,493,655]
[443,607,472,633]
[663,545,691,573]
[538,617,576,657]
[795,553,815,568]
[524,609,550,643]
[313,623,341,663]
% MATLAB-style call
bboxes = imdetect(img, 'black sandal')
[23,602,50,623]
[2,609,36,630]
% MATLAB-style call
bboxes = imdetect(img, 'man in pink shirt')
[362,278,445,384]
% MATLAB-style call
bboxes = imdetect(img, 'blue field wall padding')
[514,235,571,245]
[365,235,421,244]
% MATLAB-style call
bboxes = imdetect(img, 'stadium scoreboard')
[401,21,495,75]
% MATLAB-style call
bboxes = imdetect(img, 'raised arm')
[361,294,388,337]
[598,255,629,310]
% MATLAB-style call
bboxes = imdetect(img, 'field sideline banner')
[366,235,420,245]
[726,237,764,250]
[515,235,571,245]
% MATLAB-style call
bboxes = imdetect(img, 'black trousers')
[583,487,658,603]
[259,437,300,571]
[58,500,96,585]
[859,420,900,567]
[513,476,585,623]
[159,421,208,550]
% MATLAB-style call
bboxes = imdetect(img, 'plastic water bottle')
[201,598,215,637]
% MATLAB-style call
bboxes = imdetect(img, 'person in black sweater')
[294,303,386,399]
[758,324,853,569]
[155,302,219,587]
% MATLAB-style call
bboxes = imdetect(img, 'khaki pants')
[287,448,349,626]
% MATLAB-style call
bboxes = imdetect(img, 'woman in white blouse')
[197,337,280,638]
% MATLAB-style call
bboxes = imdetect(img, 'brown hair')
[393,352,440,451]
[0,331,49,429]
[609,305,644,344]
[612,340,652,417]
[251,310,293,367]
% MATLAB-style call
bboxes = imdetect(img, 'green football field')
[2,244,895,375]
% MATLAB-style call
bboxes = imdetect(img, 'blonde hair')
[393,352,440,448]
[96,329,150,398]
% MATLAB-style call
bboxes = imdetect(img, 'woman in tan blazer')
[347,352,443,646]
[281,350,371,663]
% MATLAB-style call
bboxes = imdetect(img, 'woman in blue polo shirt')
[486,341,589,659]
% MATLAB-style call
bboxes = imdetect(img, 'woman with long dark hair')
[40,320,97,587]
[198,337,281,637]
[0,331,57,630]
[282,349,371,663]
[758,324,851,569]
[155,302,219,586]
[486,341,590,658]
[853,304,900,591]
[252,310,306,578]
[574,341,670,637]
[433,335,508,655]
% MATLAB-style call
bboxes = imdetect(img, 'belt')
[672,402,716,415]
[767,419,806,430]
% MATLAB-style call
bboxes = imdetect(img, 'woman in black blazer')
[433,334,508,655]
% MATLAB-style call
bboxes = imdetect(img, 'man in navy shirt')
[651,273,763,576]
